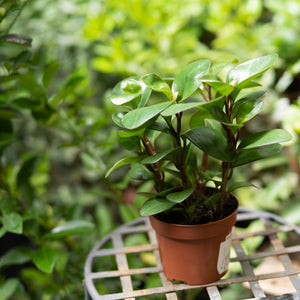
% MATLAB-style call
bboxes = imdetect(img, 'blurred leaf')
[184,126,234,161]
[0,108,21,119]
[42,62,59,88]
[32,247,58,273]
[0,247,31,268]
[140,198,176,216]
[227,182,257,194]
[3,212,23,234]
[166,187,195,203]
[49,220,94,238]
[172,59,210,100]
[0,278,19,300]
[238,129,292,150]
[122,102,171,130]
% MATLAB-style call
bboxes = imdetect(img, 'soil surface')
[155,192,238,225]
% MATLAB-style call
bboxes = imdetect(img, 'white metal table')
[84,207,300,299]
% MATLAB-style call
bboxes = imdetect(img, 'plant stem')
[141,136,165,191]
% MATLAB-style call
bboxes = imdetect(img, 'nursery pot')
[149,198,238,285]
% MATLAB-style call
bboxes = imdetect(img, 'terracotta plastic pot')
[149,199,238,285]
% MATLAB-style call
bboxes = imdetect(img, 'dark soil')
[155,192,238,225]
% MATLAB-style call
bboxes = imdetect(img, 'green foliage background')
[0,0,299,299]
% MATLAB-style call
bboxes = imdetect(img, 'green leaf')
[0,278,19,300]
[184,127,234,161]
[122,102,171,130]
[172,59,210,101]
[166,187,195,203]
[32,247,58,273]
[121,78,142,94]
[203,192,221,205]
[140,198,176,216]
[141,148,175,164]
[161,102,201,117]
[142,73,172,99]
[0,108,21,119]
[0,247,31,268]
[129,163,153,180]
[43,62,59,88]
[238,129,292,150]
[3,213,23,234]
[226,54,277,88]
[50,220,94,238]
[105,156,141,177]
[209,106,230,123]
[227,182,257,194]
[233,99,263,123]
[109,93,141,105]
[203,80,235,96]
[112,112,126,127]
[232,144,283,167]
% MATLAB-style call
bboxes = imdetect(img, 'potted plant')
[106,54,291,284]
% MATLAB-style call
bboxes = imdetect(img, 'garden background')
[0,0,300,299]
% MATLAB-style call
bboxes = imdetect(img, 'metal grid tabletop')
[84,207,300,299]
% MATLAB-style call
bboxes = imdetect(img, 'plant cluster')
[107,54,291,223]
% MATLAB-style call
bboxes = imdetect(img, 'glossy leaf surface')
[166,187,195,203]
[142,73,172,99]
[238,129,292,150]
[172,59,210,100]
[232,144,282,167]
[140,198,176,216]
[184,127,234,161]
[226,54,277,88]
[122,102,171,129]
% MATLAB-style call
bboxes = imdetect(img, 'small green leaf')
[140,198,176,216]
[209,106,230,123]
[166,187,195,203]
[184,127,234,161]
[105,156,141,177]
[142,74,172,99]
[43,62,59,88]
[161,102,201,117]
[109,93,140,105]
[0,278,19,300]
[32,247,58,273]
[129,163,153,180]
[141,148,176,164]
[0,108,21,119]
[226,54,277,88]
[3,213,23,234]
[203,192,221,205]
[234,99,263,124]
[232,144,283,167]
[121,78,142,94]
[203,80,235,96]
[172,59,210,100]
[227,182,257,194]
[238,129,292,150]
[122,102,171,130]
[50,220,94,238]
[112,112,126,127]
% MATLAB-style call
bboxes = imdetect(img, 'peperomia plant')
[106,54,291,224]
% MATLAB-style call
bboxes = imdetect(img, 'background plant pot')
[149,199,238,285]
